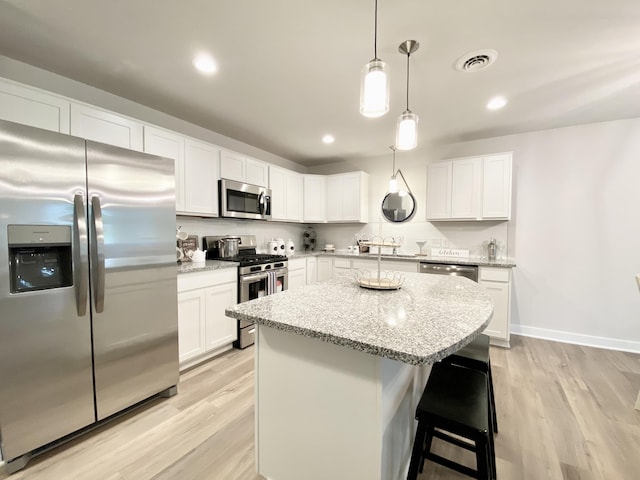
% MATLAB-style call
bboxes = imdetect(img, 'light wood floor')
[1,336,639,480]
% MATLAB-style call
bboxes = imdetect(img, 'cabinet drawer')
[334,257,351,269]
[178,268,237,291]
[479,267,510,283]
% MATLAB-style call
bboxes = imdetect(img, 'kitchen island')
[226,272,493,480]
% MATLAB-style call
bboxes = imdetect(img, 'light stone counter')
[176,259,238,274]
[226,272,493,365]
[228,273,494,480]
[287,251,516,268]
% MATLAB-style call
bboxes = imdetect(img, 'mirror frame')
[381,191,417,223]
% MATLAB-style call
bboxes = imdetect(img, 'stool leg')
[475,438,490,480]
[489,421,497,479]
[419,424,435,474]
[488,361,498,434]
[407,420,428,480]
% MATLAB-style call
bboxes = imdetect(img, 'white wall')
[308,153,510,258]
[433,118,640,351]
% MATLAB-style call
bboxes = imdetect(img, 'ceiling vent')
[455,49,498,72]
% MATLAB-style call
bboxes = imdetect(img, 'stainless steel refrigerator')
[0,119,179,472]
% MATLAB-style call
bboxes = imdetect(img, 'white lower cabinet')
[287,257,307,289]
[177,269,238,369]
[316,257,333,282]
[479,267,511,347]
[306,256,317,285]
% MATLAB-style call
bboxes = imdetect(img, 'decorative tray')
[354,269,405,291]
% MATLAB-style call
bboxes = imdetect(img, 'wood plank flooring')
[1,336,639,480]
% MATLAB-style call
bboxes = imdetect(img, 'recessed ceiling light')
[193,53,217,75]
[322,134,335,144]
[487,96,507,110]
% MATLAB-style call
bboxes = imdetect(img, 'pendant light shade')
[396,40,419,150]
[360,0,389,118]
[360,59,389,117]
[396,110,418,150]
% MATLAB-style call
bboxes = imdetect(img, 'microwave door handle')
[91,195,106,313]
[258,192,265,215]
[74,193,89,316]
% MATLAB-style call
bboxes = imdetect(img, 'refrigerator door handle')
[91,195,106,313]
[74,193,89,316]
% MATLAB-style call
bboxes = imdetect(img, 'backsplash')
[312,217,510,259]
[176,216,307,254]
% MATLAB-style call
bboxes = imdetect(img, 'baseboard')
[511,325,640,354]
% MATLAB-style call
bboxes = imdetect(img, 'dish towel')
[267,270,277,295]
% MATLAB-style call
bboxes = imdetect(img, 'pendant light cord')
[374,0,378,59]
[405,52,410,111]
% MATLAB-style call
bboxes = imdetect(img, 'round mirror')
[381,191,416,222]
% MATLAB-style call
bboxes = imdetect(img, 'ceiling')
[1,0,640,166]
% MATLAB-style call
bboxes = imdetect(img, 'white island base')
[255,325,431,480]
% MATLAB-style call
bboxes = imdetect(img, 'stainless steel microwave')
[219,178,272,220]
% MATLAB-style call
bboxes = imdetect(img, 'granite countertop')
[287,251,516,268]
[177,259,238,274]
[226,272,493,365]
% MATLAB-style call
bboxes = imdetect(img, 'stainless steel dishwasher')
[419,262,479,282]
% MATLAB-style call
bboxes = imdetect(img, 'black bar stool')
[407,362,496,480]
[441,333,498,433]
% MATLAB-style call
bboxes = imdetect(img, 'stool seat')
[407,362,496,480]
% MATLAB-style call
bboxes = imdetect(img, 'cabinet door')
[70,104,143,151]
[246,157,268,187]
[316,257,333,282]
[482,153,512,220]
[426,162,452,220]
[326,175,343,222]
[451,157,481,219]
[286,171,303,222]
[304,175,327,222]
[144,126,185,212]
[204,282,238,351]
[306,257,317,285]
[177,290,206,363]
[480,281,510,341]
[269,166,287,220]
[220,150,245,182]
[0,79,70,133]
[341,172,363,222]
[288,268,306,289]
[184,139,219,216]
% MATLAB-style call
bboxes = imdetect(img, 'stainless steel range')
[202,235,288,348]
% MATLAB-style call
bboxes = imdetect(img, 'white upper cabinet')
[143,126,186,212]
[70,103,143,151]
[326,172,369,223]
[144,127,219,216]
[451,157,482,219]
[482,153,512,220]
[427,153,512,221]
[0,78,70,133]
[303,175,327,223]
[269,165,303,222]
[184,139,219,217]
[220,150,268,187]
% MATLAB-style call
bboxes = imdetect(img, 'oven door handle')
[240,272,269,283]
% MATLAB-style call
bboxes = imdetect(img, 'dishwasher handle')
[419,262,478,282]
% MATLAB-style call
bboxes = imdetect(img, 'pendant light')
[396,40,419,150]
[389,145,398,193]
[360,0,389,118]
